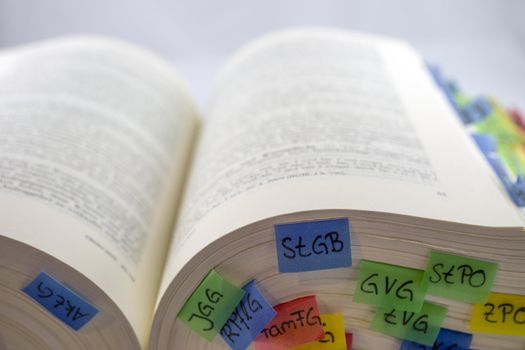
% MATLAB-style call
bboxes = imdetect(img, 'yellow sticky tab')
[498,144,525,177]
[290,314,347,350]
[475,99,525,147]
[470,292,525,336]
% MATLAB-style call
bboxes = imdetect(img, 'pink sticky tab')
[254,295,324,350]
[345,333,353,349]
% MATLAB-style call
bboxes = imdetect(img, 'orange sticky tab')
[289,314,347,350]
[470,292,525,336]
[254,295,324,350]
[345,333,352,349]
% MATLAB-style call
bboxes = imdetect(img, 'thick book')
[0,28,523,350]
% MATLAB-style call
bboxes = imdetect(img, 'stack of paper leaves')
[152,30,525,350]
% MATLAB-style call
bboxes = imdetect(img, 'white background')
[1,0,524,109]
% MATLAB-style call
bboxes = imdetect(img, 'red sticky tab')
[345,333,353,349]
[254,295,324,350]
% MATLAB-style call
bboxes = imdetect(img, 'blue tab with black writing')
[22,272,98,330]
[274,218,352,273]
[399,327,472,350]
[220,280,276,350]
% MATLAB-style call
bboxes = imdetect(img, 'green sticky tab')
[474,104,524,147]
[371,301,447,346]
[422,251,498,303]
[453,92,471,108]
[498,144,525,177]
[353,260,426,312]
[178,270,245,341]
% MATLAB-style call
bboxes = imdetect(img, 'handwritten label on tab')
[353,260,426,312]
[254,295,324,350]
[470,292,525,336]
[22,272,98,331]
[178,270,245,341]
[371,301,447,346]
[422,250,498,303]
[274,218,352,273]
[290,314,346,350]
[220,280,276,350]
[399,328,472,350]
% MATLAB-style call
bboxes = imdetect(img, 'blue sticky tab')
[399,328,472,350]
[220,280,276,350]
[473,133,497,154]
[511,175,525,207]
[274,218,352,273]
[426,64,445,90]
[22,272,98,330]
[462,97,491,124]
[471,96,492,118]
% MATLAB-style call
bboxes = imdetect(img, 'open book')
[0,28,524,350]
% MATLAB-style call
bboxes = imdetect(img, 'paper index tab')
[371,301,447,346]
[254,295,324,350]
[422,250,498,303]
[220,280,277,350]
[353,260,426,312]
[345,333,353,349]
[399,327,472,350]
[475,102,524,146]
[22,272,98,331]
[470,292,525,336]
[289,314,347,350]
[274,218,352,273]
[178,269,245,341]
[473,133,497,154]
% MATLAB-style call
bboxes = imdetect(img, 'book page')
[0,37,198,345]
[160,29,523,295]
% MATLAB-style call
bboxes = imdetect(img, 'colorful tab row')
[178,270,355,349]
[354,250,498,312]
[353,250,499,345]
